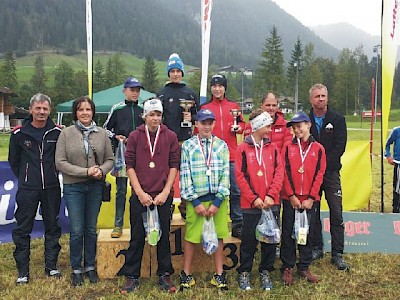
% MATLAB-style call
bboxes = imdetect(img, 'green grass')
[0,121,399,299]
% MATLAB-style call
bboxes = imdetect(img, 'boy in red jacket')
[235,109,284,291]
[280,112,326,286]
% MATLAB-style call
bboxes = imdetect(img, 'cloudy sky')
[271,0,382,36]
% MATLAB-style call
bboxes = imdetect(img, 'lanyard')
[145,125,161,161]
[250,135,264,168]
[197,135,213,169]
[297,138,313,165]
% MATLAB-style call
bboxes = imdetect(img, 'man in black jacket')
[8,93,62,284]
[104,77,144,238]
[308,84,349,271]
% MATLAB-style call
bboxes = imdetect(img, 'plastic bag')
[111,140,127,177]
[142,205,162,246]
[291,209,309,245]
[255,208,281,244]
[202,217,218,255]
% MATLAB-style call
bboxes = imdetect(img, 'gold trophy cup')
[230,108,241,131]
[180,99,195,127]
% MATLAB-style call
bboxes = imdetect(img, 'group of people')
[8,53,350,293]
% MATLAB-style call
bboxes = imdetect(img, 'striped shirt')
[180,134,230,207]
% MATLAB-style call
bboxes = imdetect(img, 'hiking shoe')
[158,272,176,293]
[312,248,324,260]
[85,270,99,284]
[275,245,280,258]
[16,273,29,285]
[179,270,195,290]
[121,276,139,294]
[45,268,62,278]
[297,268,318,283]
[260,270,273,290]
[331,254,350,271]
[71,273,84,286]
[111,226,123,238]
[210,272,228,290]
[237,272,252,291]
[281,268,293,286]
[231,225,242,239]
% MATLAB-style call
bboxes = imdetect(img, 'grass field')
[0,118,399,299]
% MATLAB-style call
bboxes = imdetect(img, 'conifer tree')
[142,55,159,93]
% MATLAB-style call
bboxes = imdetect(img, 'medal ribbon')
[250,135,264,168]
[297,138,313,166]
[197,135,213,169]
[145,125,161,161]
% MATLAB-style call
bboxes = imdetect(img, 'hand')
[182,111,191,122]
[289,195,302,209]
[264,195,275,208]
[207,204,219,217]
[115,135,127,143]
[302,199,314,210]
[194,203,208,217]
[88,165,101,177]
[91,167,103,179]
[254,198,264,209]
[387,157,395,165]
[153,190,168,206]
[138,191,153,207]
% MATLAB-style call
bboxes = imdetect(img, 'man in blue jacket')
[8,93,62,284]
[385,126,400,213]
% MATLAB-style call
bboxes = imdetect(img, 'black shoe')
[121,276,139,294]
[231,224,242,239]
[45,268,62,278]
[71,273,84,286]
[312,248,324,260]
[85,270,99,284]
[331,254,350,271]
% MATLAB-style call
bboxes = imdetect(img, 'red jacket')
[244,111,292,151]
[199,97,246,161]
[281,136,326,202]
[235,135,284,210]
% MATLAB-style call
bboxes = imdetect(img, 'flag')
[200,0,213,104]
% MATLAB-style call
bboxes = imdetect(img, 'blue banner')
[0,161,70,243]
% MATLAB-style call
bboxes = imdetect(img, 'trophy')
[230,109,241,131]
[180,99,195,127]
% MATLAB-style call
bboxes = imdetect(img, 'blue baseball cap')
[123,77,143,89]
[287,111,311,127]
[196,109,216,122]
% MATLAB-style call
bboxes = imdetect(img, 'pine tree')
[287,37,303,97]
[30,54,47,93]
[93,60,106,92]
[0,51,18,91]
[254,26,285,98]
[52,60,75,107]
[141,55,159,93]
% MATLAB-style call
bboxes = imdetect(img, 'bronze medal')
[257,170,263,176]
[298,166,304,173]
[149,161,155,168]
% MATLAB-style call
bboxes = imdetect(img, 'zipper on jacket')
[219,102,224,140]
[39,143,45,190]
[24,163,29,182]
[131,105,135,131]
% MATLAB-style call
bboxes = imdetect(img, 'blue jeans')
[229,162,242,226]
[64,180,103,272]
[115,177,128,227]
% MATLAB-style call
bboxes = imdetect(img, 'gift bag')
[111,140,127,177]
[142,205,162,246]
[202,217,218,255]
[255,208,281,244]
[291,209,309,245]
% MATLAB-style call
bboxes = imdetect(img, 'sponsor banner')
[200,0,213,104]
[321,211,400,254]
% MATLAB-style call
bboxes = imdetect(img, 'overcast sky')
[271,0,382,36]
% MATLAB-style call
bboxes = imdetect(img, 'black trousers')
[237,207,279,273]
[12,187,61,276]
[392,164,400,213]
[120,194,174,278]
[280,201,316,271]
[312,171,345,256]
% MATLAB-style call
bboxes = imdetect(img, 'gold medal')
[298,166,304,173]
[206,169,211,176]
[257,170,263,176]
[149,161,155,168]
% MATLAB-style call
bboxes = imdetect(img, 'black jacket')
[157,82,199,142]
[309,108,347,171]
[8,116,61,190]
[103,100,144,151]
